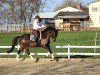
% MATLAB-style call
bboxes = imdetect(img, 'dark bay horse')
[7,27,58,60]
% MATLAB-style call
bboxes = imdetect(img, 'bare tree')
[0,0,47,24]
[0,0,47,32]
[54,0,85,11]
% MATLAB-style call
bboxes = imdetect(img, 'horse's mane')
[42,26,55,35]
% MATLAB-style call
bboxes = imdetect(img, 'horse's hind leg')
[26,48,34,60]
[16,50,21,60]
[16,48,23,60]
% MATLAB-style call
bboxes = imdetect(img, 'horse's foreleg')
[45,44,54,59]
[46,52,54,59]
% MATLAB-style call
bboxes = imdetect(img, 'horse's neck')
[42,31,52,39]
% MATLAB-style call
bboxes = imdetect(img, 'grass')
[0,31,100,54]
[56,31,100,46]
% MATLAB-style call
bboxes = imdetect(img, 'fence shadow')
[70,55,93,58]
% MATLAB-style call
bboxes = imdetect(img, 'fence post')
[94,32,97,52]
[68,44,70,59]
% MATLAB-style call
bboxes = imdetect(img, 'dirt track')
[0,58,100,75]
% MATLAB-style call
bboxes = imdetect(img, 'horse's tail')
[7,36,20,53]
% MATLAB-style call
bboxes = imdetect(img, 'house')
[54,7,89,31]
[89,1,100,27]
[54,11,89,31]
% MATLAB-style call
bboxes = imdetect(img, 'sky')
[43,0,96,12]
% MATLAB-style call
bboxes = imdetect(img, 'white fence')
[0,45,100,59]
[0,24,32,32]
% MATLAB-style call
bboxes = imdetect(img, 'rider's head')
[35,15,40,20]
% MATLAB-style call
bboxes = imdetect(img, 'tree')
[54,0,85,11]
[0,0,47,24]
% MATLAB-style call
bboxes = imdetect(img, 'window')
[92,7,98,12]
[99,16,100,22]
[99,7,100,12]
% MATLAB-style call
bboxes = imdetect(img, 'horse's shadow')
[20,57,59,62]
[20,55,93,62]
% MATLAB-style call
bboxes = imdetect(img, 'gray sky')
[43,0,96,12]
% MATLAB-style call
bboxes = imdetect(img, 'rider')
[31,15,42,45]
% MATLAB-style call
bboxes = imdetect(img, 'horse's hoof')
[7,51,11,53]
[35,58,39,62]
[20,58,26,62]
[55,58,59,62]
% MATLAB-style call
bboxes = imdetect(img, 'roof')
[55,6,83,12]
[32,12,58,19]
[54,12,89,19]
[32,7,85,19]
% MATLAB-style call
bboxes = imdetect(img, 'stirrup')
[34,42,38,45]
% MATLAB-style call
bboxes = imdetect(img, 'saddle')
[32,29,38,35]
[30,34,35,41]
[30,29,38,41]
[30,29,42,45]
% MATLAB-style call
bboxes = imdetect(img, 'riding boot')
[34,35,38,45]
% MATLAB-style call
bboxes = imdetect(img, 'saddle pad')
[30,34,35,41]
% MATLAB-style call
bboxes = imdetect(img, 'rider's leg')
[34,34,38,45]
[39,30,42,40]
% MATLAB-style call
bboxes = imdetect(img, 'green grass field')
[0,31,100,54]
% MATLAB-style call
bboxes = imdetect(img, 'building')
[32,6,89,31]
[89,1,100,27]
[54,7,89,31]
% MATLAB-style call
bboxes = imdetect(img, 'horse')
[7,27,58,60]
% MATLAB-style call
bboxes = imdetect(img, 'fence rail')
[0,45,100,59]
[0,24,32,33]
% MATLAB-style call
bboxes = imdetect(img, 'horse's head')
[43,27,58,42]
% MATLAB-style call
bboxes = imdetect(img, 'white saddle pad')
[30,35,35,41]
